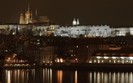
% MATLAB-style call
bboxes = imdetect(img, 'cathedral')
[72,18,80,26]
[19,5,33,24]
[19,5,50,24]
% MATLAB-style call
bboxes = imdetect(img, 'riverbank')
[42,63,133,71]
[2,63,133,71]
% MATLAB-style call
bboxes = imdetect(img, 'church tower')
[19,4,33,24]
[72,18,80,26]
[25,4,32,24]
[72,18,77,26]
[76,19,80,25]
[19,13,25,24]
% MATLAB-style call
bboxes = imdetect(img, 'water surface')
[2,68,133,83]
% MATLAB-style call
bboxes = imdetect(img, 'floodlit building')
[19,5,51,24]
[40,46,55,65]
[88,46,133,64]
[0,24,132,38]
[19,5,33,24]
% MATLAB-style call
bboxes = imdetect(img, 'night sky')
[0,0,133,26]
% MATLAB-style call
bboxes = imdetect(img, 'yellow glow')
[89,60,92,63]
[75,70,78,83]
[96,56,101,59]
[7,71,11,83]
[75,58,78,61]
[56,58,60,62]
[57,70,63,83]
[60,58,63,63]
[8,58,11,60]
[104,56,109,59]
[112,57,116,59]
[120,57,124,59]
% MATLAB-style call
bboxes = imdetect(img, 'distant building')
[40,46,55,65]
[72,18,80,26]
[0,24,133,38]
[19,5,33,24]
[19,5,51,24]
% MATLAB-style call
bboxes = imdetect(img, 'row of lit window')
[95,56,133,60]
[88,59,133,64]
[4,64,30,66]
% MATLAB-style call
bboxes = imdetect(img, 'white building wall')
[0,24,133,38]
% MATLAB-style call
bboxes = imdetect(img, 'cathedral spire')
[35,9,38,16]
[77,19,79,25]
[73,18,77,26]
[28,3,30,11]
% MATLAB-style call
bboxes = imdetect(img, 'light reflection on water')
[2,69,133,83]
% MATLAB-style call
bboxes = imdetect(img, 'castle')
[19,5,33,24]
[0,4,131,38]
[19,5,50,24]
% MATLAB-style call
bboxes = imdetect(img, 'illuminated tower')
[25,4,32,24]
[19,4,33,24]
[76,19,79,25]
[35,9,38,16]
[72,18,77,26]
[19,13,25,24]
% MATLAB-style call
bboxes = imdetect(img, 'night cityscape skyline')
[0,0,133,26]
[1,0,133,83]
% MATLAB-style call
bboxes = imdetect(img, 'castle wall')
[0,24,132,38]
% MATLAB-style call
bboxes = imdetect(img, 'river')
[1,68,133,83]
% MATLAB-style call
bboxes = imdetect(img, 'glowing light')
[112,57,116,59]
[75,58,78,61]
[57,70,63,83]
[120,57,124,59]
[104,56,109,59]
[129,57,133,60]
[60,58,63,63]
[96,56,101,59]
[7,70,11,83]
[109,60,112,62]
[56,58,60,62]
[89,60,92,63]
[75,71,78,83]
[12,32,16,35]
[8,58,11,60]
[94,60,96,63]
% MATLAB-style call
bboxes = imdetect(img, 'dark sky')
[0,0,133,26]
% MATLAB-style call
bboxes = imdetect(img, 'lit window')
[120,57,124,59]
[104,56,109,59]
[60,58,63,63]
[112,57,116,59]
[94,60,96,63]
[129,57,133,60]
[96,56,101,59]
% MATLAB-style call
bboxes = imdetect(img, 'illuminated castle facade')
[19,5,33,24]
[19,5,50,24]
